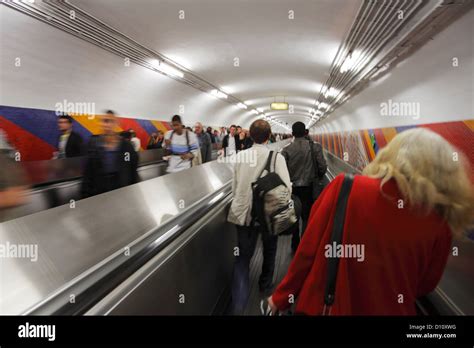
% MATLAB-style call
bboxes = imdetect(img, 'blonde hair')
[363,128,474,236]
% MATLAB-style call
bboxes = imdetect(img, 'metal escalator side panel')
[85,195,235,315]
[0,161,233,315]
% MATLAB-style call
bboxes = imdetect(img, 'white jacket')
[227,143,292,226]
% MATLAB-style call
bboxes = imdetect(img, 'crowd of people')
[44,112,291,194]
[1,112,473,317]
[62,112,292,180]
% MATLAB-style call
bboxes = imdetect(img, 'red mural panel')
[421,122,473,163]
[373,128,388,149]
[118,118,150,151]
[0,116,55,161]
[421,121,474,178]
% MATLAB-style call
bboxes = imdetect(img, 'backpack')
[167,130,193,167]
[251,151,298,236]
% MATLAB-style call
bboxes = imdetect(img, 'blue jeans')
[231,224,278,315]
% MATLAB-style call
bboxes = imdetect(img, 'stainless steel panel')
[2,150,216,222]
[323,149,360,176]
[0,160,233,314]
[1,162,167,222]
[0,140,290,315]
[137,162,167,181]
[86,196,236,315]
[430,238,474,315]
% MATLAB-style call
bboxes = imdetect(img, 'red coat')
[272,174,452,315]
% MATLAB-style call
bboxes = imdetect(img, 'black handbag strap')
[257,151,274,178]
[323,173,354,314]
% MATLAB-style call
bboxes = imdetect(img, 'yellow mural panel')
[72,114,123,134]
[463,120,474,132]
[381,127,398,144]
[363,130,375,160]
[151,120,170,133]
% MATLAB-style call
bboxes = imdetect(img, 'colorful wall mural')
[1,105,472,175]
[312,120,474,178]
[0,105,182,161]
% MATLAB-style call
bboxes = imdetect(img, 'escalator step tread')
[245,235,293,315]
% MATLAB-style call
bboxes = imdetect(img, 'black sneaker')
[260,298,274,316]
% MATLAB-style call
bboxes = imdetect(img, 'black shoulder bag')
[322,173,354,315]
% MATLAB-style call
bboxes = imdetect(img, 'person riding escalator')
[81,110,139,198]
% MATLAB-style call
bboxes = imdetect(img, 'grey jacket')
[281,137,327,187]
[228,144,292,226]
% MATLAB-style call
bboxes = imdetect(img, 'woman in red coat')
[268,128,474,315]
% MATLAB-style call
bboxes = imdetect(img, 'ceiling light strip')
[3,0,250,109]
[311,0,427,127]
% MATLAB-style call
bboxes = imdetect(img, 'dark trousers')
[231,224,278,315]
[291,186,314,250]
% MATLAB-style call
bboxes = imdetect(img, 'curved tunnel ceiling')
[5,0,453,131]
[69,0,362,128]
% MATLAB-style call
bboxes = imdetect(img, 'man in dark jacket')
[281,121,327,252]
[195,122,212,163]
[81,110,139,198]
[206,126,216,144]
[56,115,84,158]
[221,124,240,156]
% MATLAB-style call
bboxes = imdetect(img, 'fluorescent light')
[318,102,329,109]
[270,102,289,110]
[150,59,184,78]
[211,89,228,99]
[251,109,259,115]
[369,64,390,80]
[324,87,341,98]
[340,50,362,74]
[237,102,248,109]
[158,63,184,78]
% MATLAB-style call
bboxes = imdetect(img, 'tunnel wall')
[312,9,473,174]
[0,105,176,161]
[311,120,474,176]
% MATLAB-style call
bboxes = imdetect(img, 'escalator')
[0,141,288,315]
